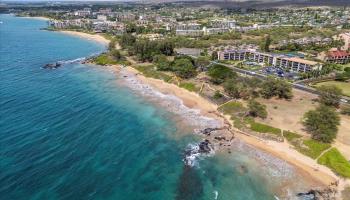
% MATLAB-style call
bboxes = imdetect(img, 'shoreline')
[25,16,110,46]
[115,64,350,198]
[58,31,110,46]
[120,65,339,185]
[40,28,348,197]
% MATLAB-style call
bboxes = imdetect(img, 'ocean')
[0,14,311,200]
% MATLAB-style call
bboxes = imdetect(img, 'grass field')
[249,121,282,136]
[134,65,172,82]
[218,101,246,116]
[295,139,331,159]
[283,130,302,142]
[318,148,350,178]
[93,54,118,65]
[314,81,350,97]
[179,82,199,92]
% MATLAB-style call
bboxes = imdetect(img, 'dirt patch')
[257,89,318,136]
[256,89,350,160]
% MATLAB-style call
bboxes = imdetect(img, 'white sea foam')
[213,190,218,200]
[58,57,86,64]
[58,52,101,65]
[119,70,222,129]
[233,139,295,178]
[183,142,215,167]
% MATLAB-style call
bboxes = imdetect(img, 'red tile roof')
[327,50,350,58]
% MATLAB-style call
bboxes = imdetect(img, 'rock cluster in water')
[43,62,61,69]
[297,186,337,200]
[183,140,214,167]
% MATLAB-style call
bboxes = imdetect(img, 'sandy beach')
[59,31,110,46]
[112,65,350,198]
[46,29,348,197]
[23,16,50,21]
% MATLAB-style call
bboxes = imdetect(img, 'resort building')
[218,50,323,72]
[318,50,350,64]
[175,23,204,37]
[175,29,204,37]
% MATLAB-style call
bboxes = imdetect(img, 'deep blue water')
[0,14,280,200]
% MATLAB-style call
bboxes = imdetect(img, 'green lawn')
[249,121,282,136]
[283,130,302,142]
[179,82,199,92]
[93,54,118,65]
[134,65,172,82]
[218,101,246,116]
[295,139,331,159]
[314,81,350,97]
[318,148,350,178]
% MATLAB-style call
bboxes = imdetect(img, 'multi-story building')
[115,12,136,22]
[204,27,229,35]
[74,8,91,17]
[175,23,203,36]
[97,15,107,21]
[175,29,204,37]
[319,50,350,64]
[218,50,322,72]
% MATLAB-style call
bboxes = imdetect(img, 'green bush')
[249,121,282,136]
[283,131,302,142]
[318,148,350,178]
[93,54,118,65]
[213,90,223,99]
[296,139,331,159]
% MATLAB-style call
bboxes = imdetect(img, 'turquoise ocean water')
[0,14,310,200]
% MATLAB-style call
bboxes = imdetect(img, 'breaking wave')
[118,70,222,129]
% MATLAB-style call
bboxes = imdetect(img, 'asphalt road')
[211,61,350,104]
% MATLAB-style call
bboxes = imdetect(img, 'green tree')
[260,34,271,52]
[317,85,343,108]
[153,55,171,71]
[207,64,236,84]
[211,51,218,60]
[126,23,137,33]
[110,49,123,60]
[108,40,116,51]
[223,79,244,99]
[261,78,293,100]
[120,34,136,48]
[248,100,268,119]
[195,56,210,71]
[172,58,196,79]
[157,40,174,56]
[303,105,340,143]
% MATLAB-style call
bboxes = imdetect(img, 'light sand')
[59,31,110,46]
[118,65,342,188]
[257,89,350,160]
[23,16,50,21]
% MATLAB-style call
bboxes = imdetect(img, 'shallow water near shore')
[1,14,315,200]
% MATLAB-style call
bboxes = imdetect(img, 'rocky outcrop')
[297,187,337,200]
[183,139,214,167]
[43,62,61,69]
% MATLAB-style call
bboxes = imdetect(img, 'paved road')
[211,61,350,104]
